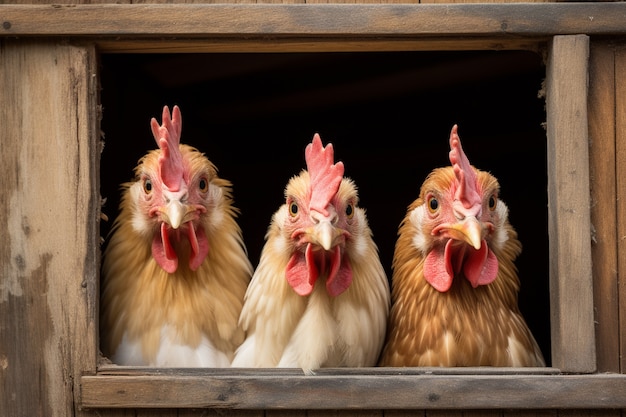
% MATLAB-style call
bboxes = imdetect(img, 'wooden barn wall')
[614,43,626,374]
[589,40,626,375]
[589,41,618,374]
[1,1,626,417]
[619,45,626,375]
[0,0,554,4]
[0,40,100,416]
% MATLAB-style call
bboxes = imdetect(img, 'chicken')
[100,105,253,367]
[378,125,545,367]
[231,133,390,373]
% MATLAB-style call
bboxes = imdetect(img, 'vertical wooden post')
[546,34,596,372]
[0,39,100,416]
[588,41,620,374]
[616,45,626,374]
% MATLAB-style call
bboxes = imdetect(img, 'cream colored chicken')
[232,133,390,374]
[100,105,253,367]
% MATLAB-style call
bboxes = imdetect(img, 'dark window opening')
[99,50,550,365]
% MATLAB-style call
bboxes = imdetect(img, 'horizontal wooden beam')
[80,367,626,410]
[1,3,626,39]
[92,38,543,54]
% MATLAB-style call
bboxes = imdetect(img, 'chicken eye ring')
[345,203,355,218]
[427,195,439,213]
[198,177,209,193]
[289,201,299,217]
[488,194,497,211]
[143,178,153,194]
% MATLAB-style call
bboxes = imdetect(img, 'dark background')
[99,50,550,364]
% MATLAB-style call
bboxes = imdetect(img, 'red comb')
[305,133,344,216]
[150,105,184,191]
[449,125,481,218]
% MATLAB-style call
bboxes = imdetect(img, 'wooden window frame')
[3,2,626,410]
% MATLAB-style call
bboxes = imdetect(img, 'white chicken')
[232,133,390,373]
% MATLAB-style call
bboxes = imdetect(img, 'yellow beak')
[445,216,484,250]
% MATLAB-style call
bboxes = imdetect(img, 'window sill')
[80,366,626,410]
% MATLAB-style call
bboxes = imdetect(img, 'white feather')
[277,282,337,373]
[114,326,231,367]
[493,199,510,250]
[409,205,429,254]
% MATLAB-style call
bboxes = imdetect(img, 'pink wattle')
[424,245,453,292]
[151,222,210,273]
[463,241,498,288]
[325,246,353,297]
[286,246,317,296]
[424,239,498,292]
[152,223,178,274]
[188,222,209,271]
[286,244,352,297]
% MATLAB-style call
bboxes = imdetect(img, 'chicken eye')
[143,178,153,194]
[289,201,299,217]
[427,196,439,213]
[488,195,497,211]
[198,177,209,193]
[345,203,354,218]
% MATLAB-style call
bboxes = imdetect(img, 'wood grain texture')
[588,41,620,374]
[545,34,596,373]
[0,3,625,37]
[92,38,544,54]
[421,0,550,2]
[383,411,425,417]
[0,1,623,414]
[617,45,626,375]
[0,0,554,3]
[265,411,307,417]
[0,39,100,417]
[80,371,626,409]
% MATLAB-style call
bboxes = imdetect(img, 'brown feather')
[379,163,545,367]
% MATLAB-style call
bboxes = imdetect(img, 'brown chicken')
[231,133,390,374]
[100,105,253,367]
[379,125,545,367]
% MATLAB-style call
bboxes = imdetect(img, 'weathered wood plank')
[265,410,306,417]
[0,0,557,3]
[422,0,550,2]
[93,366,560,376]
[91,38,544,53]
[617,44,626,375]
[0,3,625,37]
[79,373,626,409]
[308,411,382,417]
[545,34,596,373]
[365,411,557,417]
[383,411,425,417]
[588,41,620,374]
[502,412,556,417]
[556,411,621,417]
[0,39,100,417]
